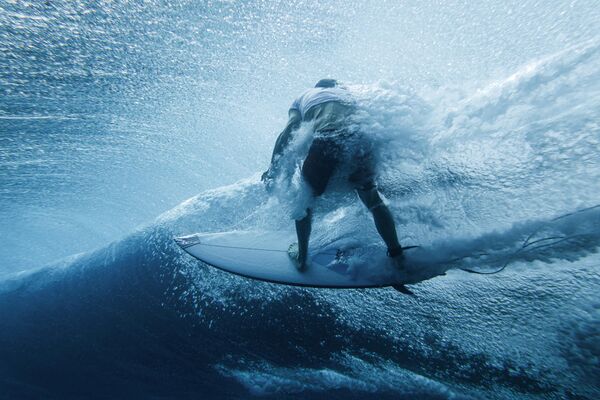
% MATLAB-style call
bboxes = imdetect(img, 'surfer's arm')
[263,109,301,180]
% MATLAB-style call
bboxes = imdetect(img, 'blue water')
[1,1,600,399]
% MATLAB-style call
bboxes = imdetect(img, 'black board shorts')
[301,134,376,196]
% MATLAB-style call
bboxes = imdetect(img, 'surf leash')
[458,204,600,275]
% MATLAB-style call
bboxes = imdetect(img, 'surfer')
[262,79,404,270]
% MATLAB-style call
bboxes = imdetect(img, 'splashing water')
[1,1,600,399]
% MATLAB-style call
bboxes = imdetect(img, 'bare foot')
[297,260,307,271]
[288,243,307,271]
[392,255,406,270]
[387,246,405,270]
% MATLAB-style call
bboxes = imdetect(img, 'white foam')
[216,353,463,398]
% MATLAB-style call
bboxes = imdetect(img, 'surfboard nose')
[174,235,202,248]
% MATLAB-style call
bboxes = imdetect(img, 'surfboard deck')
[174,230,444,289]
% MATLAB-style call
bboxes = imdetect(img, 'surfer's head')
[315,78,338,88]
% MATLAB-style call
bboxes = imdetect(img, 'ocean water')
[1,1,599,399]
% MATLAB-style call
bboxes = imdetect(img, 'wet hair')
[314,78,338,88]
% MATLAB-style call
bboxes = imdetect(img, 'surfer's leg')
[297,137,339,270]
[350,143,403,261]
[302,137,339,197]
[295,208,312,269]
[357,186,402,256]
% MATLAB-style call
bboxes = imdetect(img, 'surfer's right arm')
[262,109,302,182]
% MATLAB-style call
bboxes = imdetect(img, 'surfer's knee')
[294,208,312,222]
[357,185,384,211]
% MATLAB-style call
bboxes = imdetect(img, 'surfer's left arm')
[262,109,301,182]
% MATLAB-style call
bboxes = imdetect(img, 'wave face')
[2,1,600,399]
[3,42,600,398]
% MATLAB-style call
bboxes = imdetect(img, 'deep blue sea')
[1,1,599,399]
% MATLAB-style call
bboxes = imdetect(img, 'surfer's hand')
[261,169,275,192]
[261,169,271,183]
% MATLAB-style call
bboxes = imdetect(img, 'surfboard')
[174,230,443,289]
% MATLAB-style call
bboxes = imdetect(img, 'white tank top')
[290,87,352,119]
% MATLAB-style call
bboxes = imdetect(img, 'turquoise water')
[1,1,599,399]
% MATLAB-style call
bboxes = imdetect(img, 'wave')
[2,180,597,399]
[2,41,600,399]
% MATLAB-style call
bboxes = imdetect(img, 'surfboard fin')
[392,284,415,296]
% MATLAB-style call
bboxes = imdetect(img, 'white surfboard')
[174,230,442,288]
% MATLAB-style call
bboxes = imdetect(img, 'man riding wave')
[262,79,404,270]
